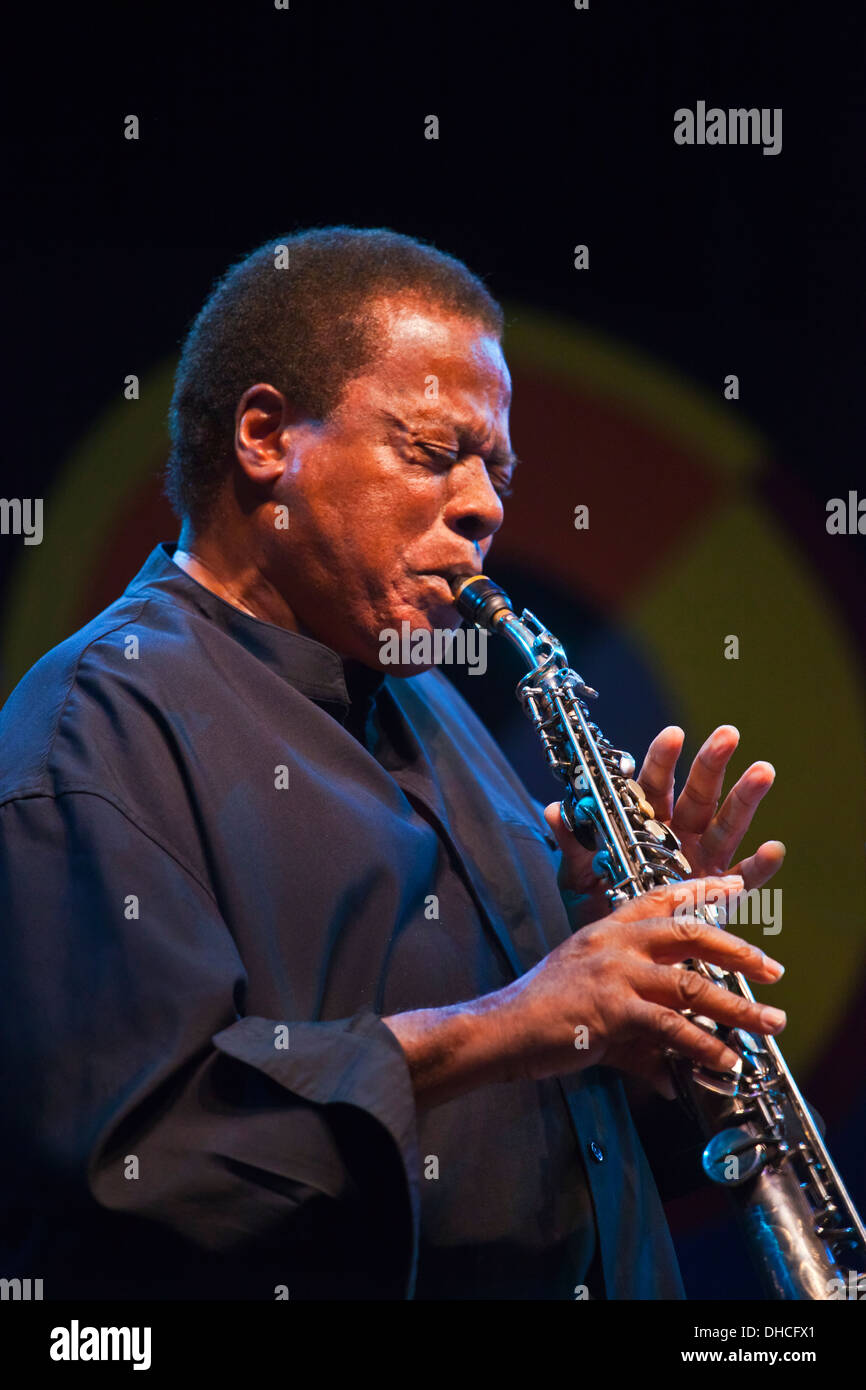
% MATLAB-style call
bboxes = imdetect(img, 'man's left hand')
[545,724,786,928]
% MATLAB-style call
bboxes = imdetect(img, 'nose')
[443,456,505,545]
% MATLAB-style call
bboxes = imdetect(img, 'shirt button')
[588,1140,605,1164]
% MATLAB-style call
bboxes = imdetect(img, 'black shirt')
[0,541,685,1300]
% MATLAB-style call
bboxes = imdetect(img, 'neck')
[173,524,301,631]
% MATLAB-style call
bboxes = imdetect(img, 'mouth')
[417,566,481,605]
[421,563,481,584]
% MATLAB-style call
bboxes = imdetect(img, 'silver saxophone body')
[453,573,866,1300]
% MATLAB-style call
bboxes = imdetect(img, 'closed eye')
[416,442,457,461]
[415,442,514,498]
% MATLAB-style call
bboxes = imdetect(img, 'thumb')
[543,801,598,892]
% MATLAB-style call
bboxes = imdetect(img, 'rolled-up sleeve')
[0,791,420,1299]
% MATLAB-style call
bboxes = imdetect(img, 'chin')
[373,601,464,677]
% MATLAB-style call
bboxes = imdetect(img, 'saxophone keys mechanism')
[669,1007,744,1096]
[470,572,866,1288]
[704,961,729,981]
[732,1028,769,1056]
[672,849,692,875]
[726,1028,772,1079]
[702,1126,768,1186]
[624,779,655,819]
[564,795,599,851]
[592,849,614,878]
[690,1032,744,1095]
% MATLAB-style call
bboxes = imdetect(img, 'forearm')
[382,989,519,1112]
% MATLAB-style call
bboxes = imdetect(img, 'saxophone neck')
[451,574,589,683]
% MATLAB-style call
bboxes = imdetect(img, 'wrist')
[382,989,521,1109]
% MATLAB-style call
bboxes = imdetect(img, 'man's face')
[267,295,515,671]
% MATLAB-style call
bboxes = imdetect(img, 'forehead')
[348,296,511,423]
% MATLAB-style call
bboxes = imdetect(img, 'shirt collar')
[125,541,386,717]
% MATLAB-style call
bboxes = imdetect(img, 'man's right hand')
[383,874,787,1109]
[489,874,786,1100]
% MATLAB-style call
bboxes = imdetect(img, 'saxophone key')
[702,1127,768,1186]
[705,962,729,981]
[732,1028,769,1055]
[641,818,668,842]
[689,1014,719,1033]
[691,1055,743,1097]
[624,779,655,819]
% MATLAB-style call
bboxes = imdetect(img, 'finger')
[641,915,785,981]
[729,840,786,891]
[637,962,787,1036]
[698,762,776,867]
[544,801,575,855]
[635,726,684,822]
[670,725,740,837]
[622,1049,679,1102]
[543,801,598,893]
[634,1001,745,1073]
[613,873,745,924]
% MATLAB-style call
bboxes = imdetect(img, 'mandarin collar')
[124,542,385,714]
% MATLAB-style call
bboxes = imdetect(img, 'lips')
[421,564,481,584]
[415,571,477,608]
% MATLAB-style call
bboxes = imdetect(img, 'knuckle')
[716,986,753,1020]
[678,970,706,1004]
[593,950,621,985]
[671,915,703,945]
[655,1008,687,1044]
[632,885,672,918]
[580,917,606,944]
[570,920,603,957]
[578,923,608,959]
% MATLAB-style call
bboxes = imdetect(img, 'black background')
[3,1,863,521]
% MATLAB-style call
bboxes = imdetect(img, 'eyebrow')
[382,410,521,470]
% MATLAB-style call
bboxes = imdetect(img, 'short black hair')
[164,227,504,527]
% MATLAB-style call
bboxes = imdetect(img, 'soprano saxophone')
[453,573,866,1300]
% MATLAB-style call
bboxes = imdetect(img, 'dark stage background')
[1,0,864,1299]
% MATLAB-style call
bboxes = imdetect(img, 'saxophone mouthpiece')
[450,574,515,629]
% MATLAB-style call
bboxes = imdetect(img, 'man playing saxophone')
[0,227,792,1300]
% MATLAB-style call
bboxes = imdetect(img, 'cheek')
[288,450,442,610]
[349,474,439,561]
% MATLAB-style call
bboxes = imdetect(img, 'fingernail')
[720,1048,740,1069]
[760,1006,787,1031]
[764,956,785,978]
[721,874,744,885]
